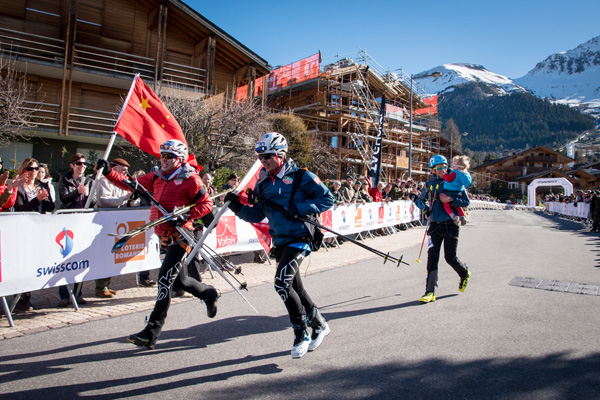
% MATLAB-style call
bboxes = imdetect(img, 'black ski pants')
[273,243,315,329]
[425,221,469,293]
[145,239,215,342]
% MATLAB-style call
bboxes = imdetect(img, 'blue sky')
[187,0,599,79]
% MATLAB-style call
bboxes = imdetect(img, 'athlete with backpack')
[225,132,334,359]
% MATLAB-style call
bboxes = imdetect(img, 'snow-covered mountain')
[413,63,526,96]
[514,35,600,117]
[412,36,600,119]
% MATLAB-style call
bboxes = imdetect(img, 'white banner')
[545,201,590,219]
[0,209,162,297]
[0,201,420,297]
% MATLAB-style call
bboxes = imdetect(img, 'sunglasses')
[73,161,87,166]
[257,154,275,161]
[433,165,447,171]
[26,166,40,171]
[160,153,176,160]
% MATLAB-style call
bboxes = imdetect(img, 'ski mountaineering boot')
[291,322,310,359]
[419,292,436,303]
[127,321,161,349]
[307,306,331,352]
[459,270,471,292]
[204,288,221,318]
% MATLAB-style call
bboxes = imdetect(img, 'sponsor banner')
[236,53,321,102]
[0,209,161,297]
[545,201,590,219]
[0,201,419,297]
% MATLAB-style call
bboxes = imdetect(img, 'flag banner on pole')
[232,160,271,253]
[369,94,386,187]
[414,95,438,116]
[114,75,187,158]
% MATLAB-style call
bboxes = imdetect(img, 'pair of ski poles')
[122,175,259,314]
[245,188,410,267]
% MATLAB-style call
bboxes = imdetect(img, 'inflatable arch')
[527,178,573,207]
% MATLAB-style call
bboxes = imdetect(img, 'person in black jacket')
[57,153,93,306]
[14,158,56,214]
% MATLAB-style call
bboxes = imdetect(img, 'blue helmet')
[429,155,448,168]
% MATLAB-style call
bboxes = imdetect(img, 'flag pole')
[84,75,139,208]
[183,159,262,266]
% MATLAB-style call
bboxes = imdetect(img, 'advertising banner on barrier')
[545,202,590,219]
[0,209,161,297]
[0,200,419,297]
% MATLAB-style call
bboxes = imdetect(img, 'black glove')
[423,205,432,217]
[96,159,111,176]
[168,214,186,228]
[246,188,258,205]
[285,204,299,220]
[224,192,242,214]
[200,211,215,227]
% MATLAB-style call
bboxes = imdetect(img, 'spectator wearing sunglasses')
[410,154,471,304]
[58,153,94,210]
[6,158,55,312]
[14,158,56,214]
[57,153,93,307]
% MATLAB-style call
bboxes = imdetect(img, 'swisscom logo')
[56,228,74,258]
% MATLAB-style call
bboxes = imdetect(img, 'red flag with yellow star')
[114,75,187,158]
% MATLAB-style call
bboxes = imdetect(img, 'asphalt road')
[1,210,599,400]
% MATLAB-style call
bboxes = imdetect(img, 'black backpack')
[289,169,324,252]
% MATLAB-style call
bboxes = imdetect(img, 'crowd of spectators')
[322,176,426,206]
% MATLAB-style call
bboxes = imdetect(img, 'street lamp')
[408,71,441,179]
[450,131,468,160]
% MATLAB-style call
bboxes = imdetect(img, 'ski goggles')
[257,153,275,161]
[160,153,176,160]
[432,165,447,171]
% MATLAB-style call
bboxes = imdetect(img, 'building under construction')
[240,52,450,182]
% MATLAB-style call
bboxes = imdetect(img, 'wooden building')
[0,0,269,171]
[472,146,576,194]
[241,55,451,182]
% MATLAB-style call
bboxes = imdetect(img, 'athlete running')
[225,132,334,358]
[96,139,220,349]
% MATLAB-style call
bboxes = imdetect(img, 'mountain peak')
[413,63,525,96]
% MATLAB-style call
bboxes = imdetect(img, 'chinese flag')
[114,75,187,158]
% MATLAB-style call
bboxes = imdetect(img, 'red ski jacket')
[106,163,212,237]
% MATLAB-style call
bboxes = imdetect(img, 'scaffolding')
[259,50,443,182]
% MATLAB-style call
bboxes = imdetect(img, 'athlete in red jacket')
[97,139,219,349]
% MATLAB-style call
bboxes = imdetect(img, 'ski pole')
[122,174,260,312]
[246,188,409,267]
[415,223,428,263]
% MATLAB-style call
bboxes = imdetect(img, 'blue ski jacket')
[413,176,470,223]
[237,159,334,246]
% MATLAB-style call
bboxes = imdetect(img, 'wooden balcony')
[0,28,64,66]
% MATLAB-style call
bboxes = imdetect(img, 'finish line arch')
[527,178,573,207]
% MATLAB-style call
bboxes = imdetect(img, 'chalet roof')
[513,170,567,182]
[472,145,574,171]
[170,0,270,74]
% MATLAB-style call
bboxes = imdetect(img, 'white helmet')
[255,132,288,157]
[160,139,188,160]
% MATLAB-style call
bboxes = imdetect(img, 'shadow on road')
[2,348,598,399]
[536,212,600,267]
